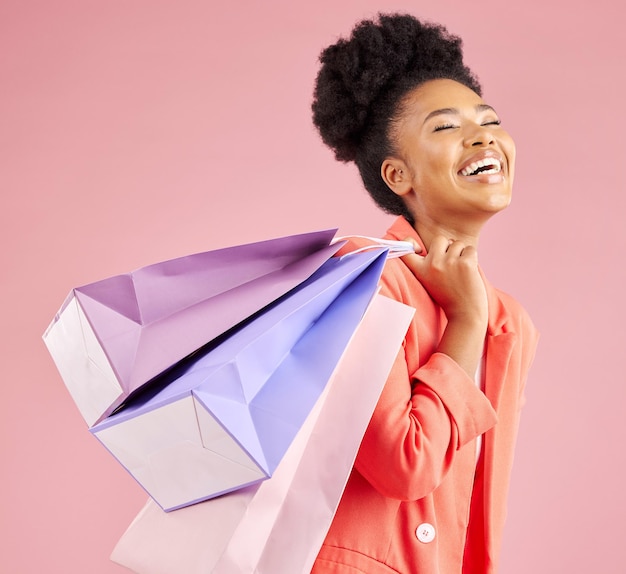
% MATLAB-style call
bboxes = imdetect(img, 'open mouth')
[459,157,502,177]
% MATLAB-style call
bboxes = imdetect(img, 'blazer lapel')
[483,332,516,413]
[480,282,522,566]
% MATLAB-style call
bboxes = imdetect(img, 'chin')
[486,189,513,212]
[473,198,511,225]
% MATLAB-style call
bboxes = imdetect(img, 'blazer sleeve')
[353,261,498,502]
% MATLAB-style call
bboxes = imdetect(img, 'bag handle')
[333,235,415,259]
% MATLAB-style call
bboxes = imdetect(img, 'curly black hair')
[312,13,481,220]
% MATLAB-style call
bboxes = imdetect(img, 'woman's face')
[386,79,516,231]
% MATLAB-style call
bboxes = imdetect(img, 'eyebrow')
[423,104,497,124]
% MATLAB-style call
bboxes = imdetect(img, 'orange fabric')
[312,217,539,574]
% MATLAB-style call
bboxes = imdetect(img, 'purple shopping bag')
[110,294,415,574]
[43,230,340,426]
[91,248,387,511]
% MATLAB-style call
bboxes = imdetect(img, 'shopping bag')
[43,230,341,426]
[91,248,388,511]
[111,293,415,574]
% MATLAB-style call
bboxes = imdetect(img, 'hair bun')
[312,13,476,163]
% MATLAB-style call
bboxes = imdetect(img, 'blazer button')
[415,523,436,544]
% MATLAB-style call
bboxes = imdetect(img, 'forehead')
[400,79,485,118]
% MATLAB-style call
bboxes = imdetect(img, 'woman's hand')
[401,236,488,325]
[401,236,488,377]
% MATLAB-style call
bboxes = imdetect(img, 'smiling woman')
[384,79,516,244]
[310,13,539,574]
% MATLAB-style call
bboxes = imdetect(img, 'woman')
[310,13,539,574]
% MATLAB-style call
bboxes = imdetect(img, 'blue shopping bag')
[91,248,388,511]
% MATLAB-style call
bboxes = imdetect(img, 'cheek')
[416,146,454,175]
[502,134,516,165]
[405,141,456,188]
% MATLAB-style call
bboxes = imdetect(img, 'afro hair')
[312,13,481,219]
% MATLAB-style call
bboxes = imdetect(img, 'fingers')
[432,237,478,265]
[400,251,425,278]
[399,235,478,272]
[444,240,478,263]
[400,235,480,280]
[403,237,423,254]
[429,235,453,255]
[399,234,486,324]
[422,236,476,260]
[399,237,425,275]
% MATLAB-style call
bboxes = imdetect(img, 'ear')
[381,159,412,197]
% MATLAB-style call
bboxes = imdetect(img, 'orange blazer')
[312,217,539,574]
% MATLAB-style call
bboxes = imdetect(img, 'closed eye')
[482,119,501,127]
[433,123,458,132]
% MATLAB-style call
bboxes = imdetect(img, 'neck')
[412,215,485,251]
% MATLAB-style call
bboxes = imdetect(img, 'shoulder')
[336,217,426,305]
[494,287,536,334]
[337,239,416,303]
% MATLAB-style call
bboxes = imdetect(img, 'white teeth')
[460,157,502,176]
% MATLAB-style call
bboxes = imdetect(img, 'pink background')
[2,1,624,572]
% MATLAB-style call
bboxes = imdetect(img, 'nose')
[463,125,495,148]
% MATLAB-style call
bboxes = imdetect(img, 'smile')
[459,157,501,177]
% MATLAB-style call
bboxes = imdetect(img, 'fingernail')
[403,237,422,253]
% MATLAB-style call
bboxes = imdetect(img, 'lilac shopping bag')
[43,230,340,426]
[91,248,387,511]
[110,293,415,574]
